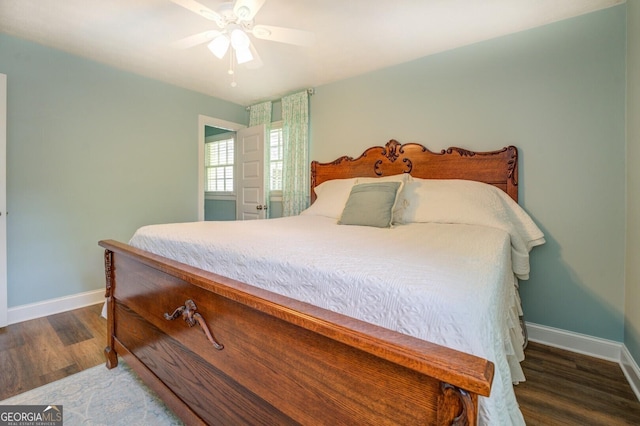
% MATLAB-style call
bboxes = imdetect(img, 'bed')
[100,140,544,425]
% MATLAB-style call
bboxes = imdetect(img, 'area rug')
[0,360,184,425]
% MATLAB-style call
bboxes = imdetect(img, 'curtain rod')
[246,88,315,110]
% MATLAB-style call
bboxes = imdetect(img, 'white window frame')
[269,121,284,197]
[205,133,235,196]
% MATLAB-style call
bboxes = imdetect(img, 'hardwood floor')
[515,342,640,425]
[0,303,106,400]
[1,304,639,425]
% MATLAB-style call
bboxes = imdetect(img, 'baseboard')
[526,321,622,362]
[7,289,105,325]
[621,345,640,401]
[526,321,640,401]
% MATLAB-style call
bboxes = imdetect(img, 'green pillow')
[338,182,402,228]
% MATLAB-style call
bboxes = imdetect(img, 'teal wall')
[205,199,235,220]
[0,33,248,306]
[204,199,283,221]
[625,1,640,363]
[310,6,627,342]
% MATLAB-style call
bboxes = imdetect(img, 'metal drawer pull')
[164,299,224,350]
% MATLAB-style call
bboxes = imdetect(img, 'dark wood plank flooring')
[515,341,640,425]
[1,304,639,425]
[0,303,107,399]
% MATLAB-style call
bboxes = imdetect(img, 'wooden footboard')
[100,239,494,425]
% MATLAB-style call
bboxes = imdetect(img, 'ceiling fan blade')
[245,43,263,69]
[170,0,224,26]
[251,25,315,46]
[233,0,266,21]
[170,30,222,49]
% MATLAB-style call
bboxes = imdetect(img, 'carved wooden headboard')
[310,139,518,203]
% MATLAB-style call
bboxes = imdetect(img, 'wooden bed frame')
[100,140,518,425]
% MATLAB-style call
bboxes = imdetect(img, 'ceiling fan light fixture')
[207,34,230,59]
[229,27,251,50]
[171,0,313,86]
[235,46,253,64]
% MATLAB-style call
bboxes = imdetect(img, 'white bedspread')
[130,216,530,425]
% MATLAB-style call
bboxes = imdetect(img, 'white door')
[0,74,7,327]
[236,125,266,220]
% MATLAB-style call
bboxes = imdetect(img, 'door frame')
[197,115,246,221]
[1,74,7,327]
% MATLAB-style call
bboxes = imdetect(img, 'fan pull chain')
[229,49,237,87]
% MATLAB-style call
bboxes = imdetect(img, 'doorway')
[198,115,245,221]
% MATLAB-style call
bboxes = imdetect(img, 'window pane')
[205,168,214,192]
[226,142,234,163]
[270,161,282,191]
[205,138,234,192]
[269,128,283,190]
[212,147,219,164]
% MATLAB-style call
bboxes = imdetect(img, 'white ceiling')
[0,0,623,106]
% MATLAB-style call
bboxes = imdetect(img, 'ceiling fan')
[170,0,315,86]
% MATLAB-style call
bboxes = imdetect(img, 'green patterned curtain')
[248,101,272,217]
[248,101,272,128]
[281,91,309,216]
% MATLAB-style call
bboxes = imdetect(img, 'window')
[269,123,283,191]
[205,126,281,194]
[205,137,234,193]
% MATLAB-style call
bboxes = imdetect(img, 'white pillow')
[300,174,411,220]
[392,179,423,224]
[300,178,357,218]
[355,173,411,185]
[395,178,497,224]
[391,178,545,279]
